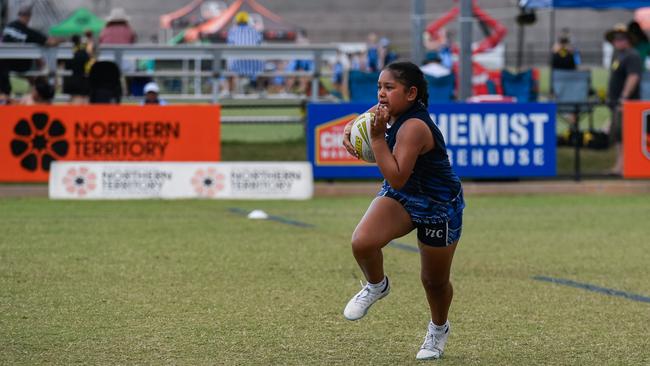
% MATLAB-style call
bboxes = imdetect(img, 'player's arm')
[371,115,433,190]
[342,104,379,158]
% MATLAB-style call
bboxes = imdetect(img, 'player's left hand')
[371,103,388,139]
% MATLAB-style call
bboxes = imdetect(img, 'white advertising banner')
[49,162,313,200]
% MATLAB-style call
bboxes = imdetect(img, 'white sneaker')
[343,277,390,321]
[416,321,450,360]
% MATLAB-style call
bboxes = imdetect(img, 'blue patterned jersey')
[384,102,461,202]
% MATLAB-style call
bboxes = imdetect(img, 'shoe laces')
[353,281,376,307]
[422,328,445,352]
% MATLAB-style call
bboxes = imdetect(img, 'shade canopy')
[521,0,650,9]
[49,8,106,37]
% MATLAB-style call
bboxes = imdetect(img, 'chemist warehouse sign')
[307,103,556,179]
[0,105,220,182]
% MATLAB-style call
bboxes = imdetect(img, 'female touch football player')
[341,61,464,360]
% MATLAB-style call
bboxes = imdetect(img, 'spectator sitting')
[227,11,264,94]
[378,37,398,69]
[20,77,55,105]
[141,82,167,105]
[551,36,577,70]
[0,5,63,97]
[99,8,136,44]
[420,51,451,78]
[100,8,137,95]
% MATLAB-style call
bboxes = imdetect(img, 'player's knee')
[420,275,450,295]
[351,230,379,254]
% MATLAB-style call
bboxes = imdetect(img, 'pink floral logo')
[191,168,225,197]
[63,167,97,197]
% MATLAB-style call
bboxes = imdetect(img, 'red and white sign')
[49,161,313,200]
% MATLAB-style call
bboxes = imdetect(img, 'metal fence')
[0,43,339,103]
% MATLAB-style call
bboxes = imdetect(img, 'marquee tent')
[183,0,297,43]
[49,8,105,37]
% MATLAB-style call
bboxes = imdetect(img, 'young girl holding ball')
[342,61,464,360]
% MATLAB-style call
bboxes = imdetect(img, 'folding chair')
[348,70,380,103]
[425,73,455,103]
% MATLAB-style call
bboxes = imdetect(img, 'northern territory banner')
[1,105,220,182]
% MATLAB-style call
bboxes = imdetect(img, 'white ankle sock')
[367,276,387,291]
[430,320,449,333]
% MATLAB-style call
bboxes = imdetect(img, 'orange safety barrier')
[1,105,221,182]
[623,102,650,178]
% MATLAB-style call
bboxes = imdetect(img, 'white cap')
[143,82,159,94]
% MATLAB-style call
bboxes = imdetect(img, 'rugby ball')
[350,112,376,163]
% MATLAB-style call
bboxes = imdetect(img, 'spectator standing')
[627,21,650,70]
[63,34,92,104]
[227,11,263,94]
[99,8,136,94]
[0,5,62,97]
[378,37,398,70]
[366,32,379,72]
[605,24,642,175]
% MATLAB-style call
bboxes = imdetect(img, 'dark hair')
[384,61,429,108]
[628,21,649,44]
[71,34,81,46]
[33,77,55,102]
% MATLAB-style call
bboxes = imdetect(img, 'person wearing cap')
[226,11,263,94]
[551,36,577,71]
[605,23,642,175]
[420,51,451,78]
[99,8,136,45]
[141,82,167,105]
[0,5,63,97]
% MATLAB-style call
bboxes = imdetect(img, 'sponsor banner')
[622,102,650,178]
[49,162,313,200]
[307,103,557,179]
[1,105,221,182]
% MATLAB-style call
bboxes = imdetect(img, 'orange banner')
[1,105,221,182]
[623,102,650,178]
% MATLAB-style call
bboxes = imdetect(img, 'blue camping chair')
[348,70,380,103]
[552,69,592,113]
[425,73,455,103]
[501,69,537,102]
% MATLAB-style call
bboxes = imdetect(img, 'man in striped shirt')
[227,11,264,93]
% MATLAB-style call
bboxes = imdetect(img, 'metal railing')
[0,43,339,103]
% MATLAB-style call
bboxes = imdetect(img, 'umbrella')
[49,8,106,37]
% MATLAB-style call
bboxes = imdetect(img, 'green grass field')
[1,195,649,365]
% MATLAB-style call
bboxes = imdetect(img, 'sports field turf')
[1,195,649,365]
